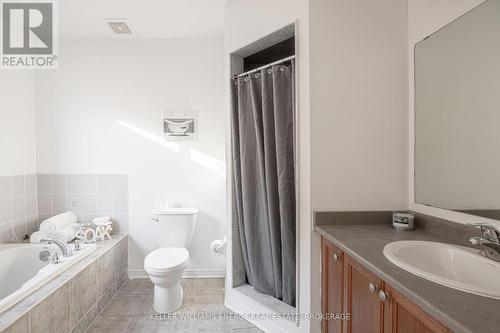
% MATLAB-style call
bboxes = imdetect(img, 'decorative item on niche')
[163,109,198,141]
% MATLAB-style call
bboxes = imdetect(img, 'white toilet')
[144,208,198,313]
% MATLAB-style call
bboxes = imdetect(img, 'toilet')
[144,208,198,313]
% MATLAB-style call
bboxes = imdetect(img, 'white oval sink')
[383,240,500,300]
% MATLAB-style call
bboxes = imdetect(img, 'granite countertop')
[315,224,500,333]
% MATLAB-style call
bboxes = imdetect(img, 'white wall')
[224,1,314,332]
[0,72,37,177]
[35,39,226,275]
[310,0,409,211]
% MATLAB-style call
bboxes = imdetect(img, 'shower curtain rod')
[233,55,296,79]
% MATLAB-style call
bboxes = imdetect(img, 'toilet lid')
[145,247,189,273]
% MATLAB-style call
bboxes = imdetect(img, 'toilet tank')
[152,208,198,248]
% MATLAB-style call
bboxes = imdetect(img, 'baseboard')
[128,268,226,279]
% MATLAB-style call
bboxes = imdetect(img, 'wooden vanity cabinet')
[322,238,344,333]
[321,237,451,333]
[383,285,450,333]
[344,256,383,333]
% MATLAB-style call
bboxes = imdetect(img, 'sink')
[383,240,500,300]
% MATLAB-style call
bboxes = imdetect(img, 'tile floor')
[87,278,263,333]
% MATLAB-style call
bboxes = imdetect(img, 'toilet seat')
[144,247,189,274]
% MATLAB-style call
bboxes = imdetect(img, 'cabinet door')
[321,237,344,333]
[383,285,450,333]
[344,256,383,333]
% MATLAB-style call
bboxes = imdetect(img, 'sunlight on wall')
[190,148,226,178]
[117,120,181,153]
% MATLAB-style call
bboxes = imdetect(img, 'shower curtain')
[230,60,296,306]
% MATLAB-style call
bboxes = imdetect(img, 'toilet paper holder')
[210,237,227,256]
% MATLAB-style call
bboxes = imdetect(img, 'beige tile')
[100,294,149,318]
[130,317,159,332]
[157,318,226,333]
[120,279,153,295]
[26,194,37,216]
[12,197,25,220]
[52,194,67,214]
[83,194,98,215]
[37,194,52,215]
[97,283,117,313]
[112,194,128,215]
[52,175,67,194]
[2,314,29,333]
[112,175,128,194]
[30,283,70,333]
[70,303,99,333]
[25,174,37,195]
[97,249,116,297]
[0,177,11,200]
[0,199,13,222]
[11,176,25,197]
[87,316,137,333]
[67,175,82,194]
[230,328,263,333]
[37,174,52,194]
[67,194,83,217]
[116,272,129,291]
[97,194,113,215]
[115,238,128,280]
[70,262,97,326]
[97,175,113,193]
[82,175,98,193]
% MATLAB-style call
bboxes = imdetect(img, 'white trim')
[128,269,226,279]
[225,287,301,333]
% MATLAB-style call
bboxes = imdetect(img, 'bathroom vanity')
[320,235,448,333]
[316,216,500,333]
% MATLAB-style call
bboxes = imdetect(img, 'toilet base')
[153,282,183,313]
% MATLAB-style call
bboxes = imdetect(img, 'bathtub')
[0,242,97,314]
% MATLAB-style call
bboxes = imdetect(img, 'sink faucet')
[467,223,500,262]
[40,236,73,257]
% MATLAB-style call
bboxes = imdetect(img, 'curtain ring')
[280,66,286,71]
[244,76,250,82]
[255,73,260,79]
[267,69,272,74]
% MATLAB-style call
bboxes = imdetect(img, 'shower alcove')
[225,23,300,332]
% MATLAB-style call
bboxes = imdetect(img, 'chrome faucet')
[467,223,500,262]
[40,236,73,257]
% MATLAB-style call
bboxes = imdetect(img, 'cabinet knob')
[378,290,390,302]
[368,283,378,294]
[333,253,341,261]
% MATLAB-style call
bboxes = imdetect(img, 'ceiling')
[58,0,225,39]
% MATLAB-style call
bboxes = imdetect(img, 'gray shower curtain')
[230,60,296,306]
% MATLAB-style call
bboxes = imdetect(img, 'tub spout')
[40,236,73,257]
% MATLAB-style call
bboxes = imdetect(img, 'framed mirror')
[414,0,500,221]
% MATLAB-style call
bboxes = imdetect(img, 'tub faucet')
[467,223,500,262]
[40,236,73,257]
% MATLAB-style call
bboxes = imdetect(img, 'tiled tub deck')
[0,235,128,333]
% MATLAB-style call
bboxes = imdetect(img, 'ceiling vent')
[103,18,132,35]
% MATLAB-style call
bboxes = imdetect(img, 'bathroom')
[0,0,499,332]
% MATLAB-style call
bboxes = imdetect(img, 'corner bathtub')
[0,242,96,314]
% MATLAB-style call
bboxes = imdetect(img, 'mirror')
[415,0,500,220]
